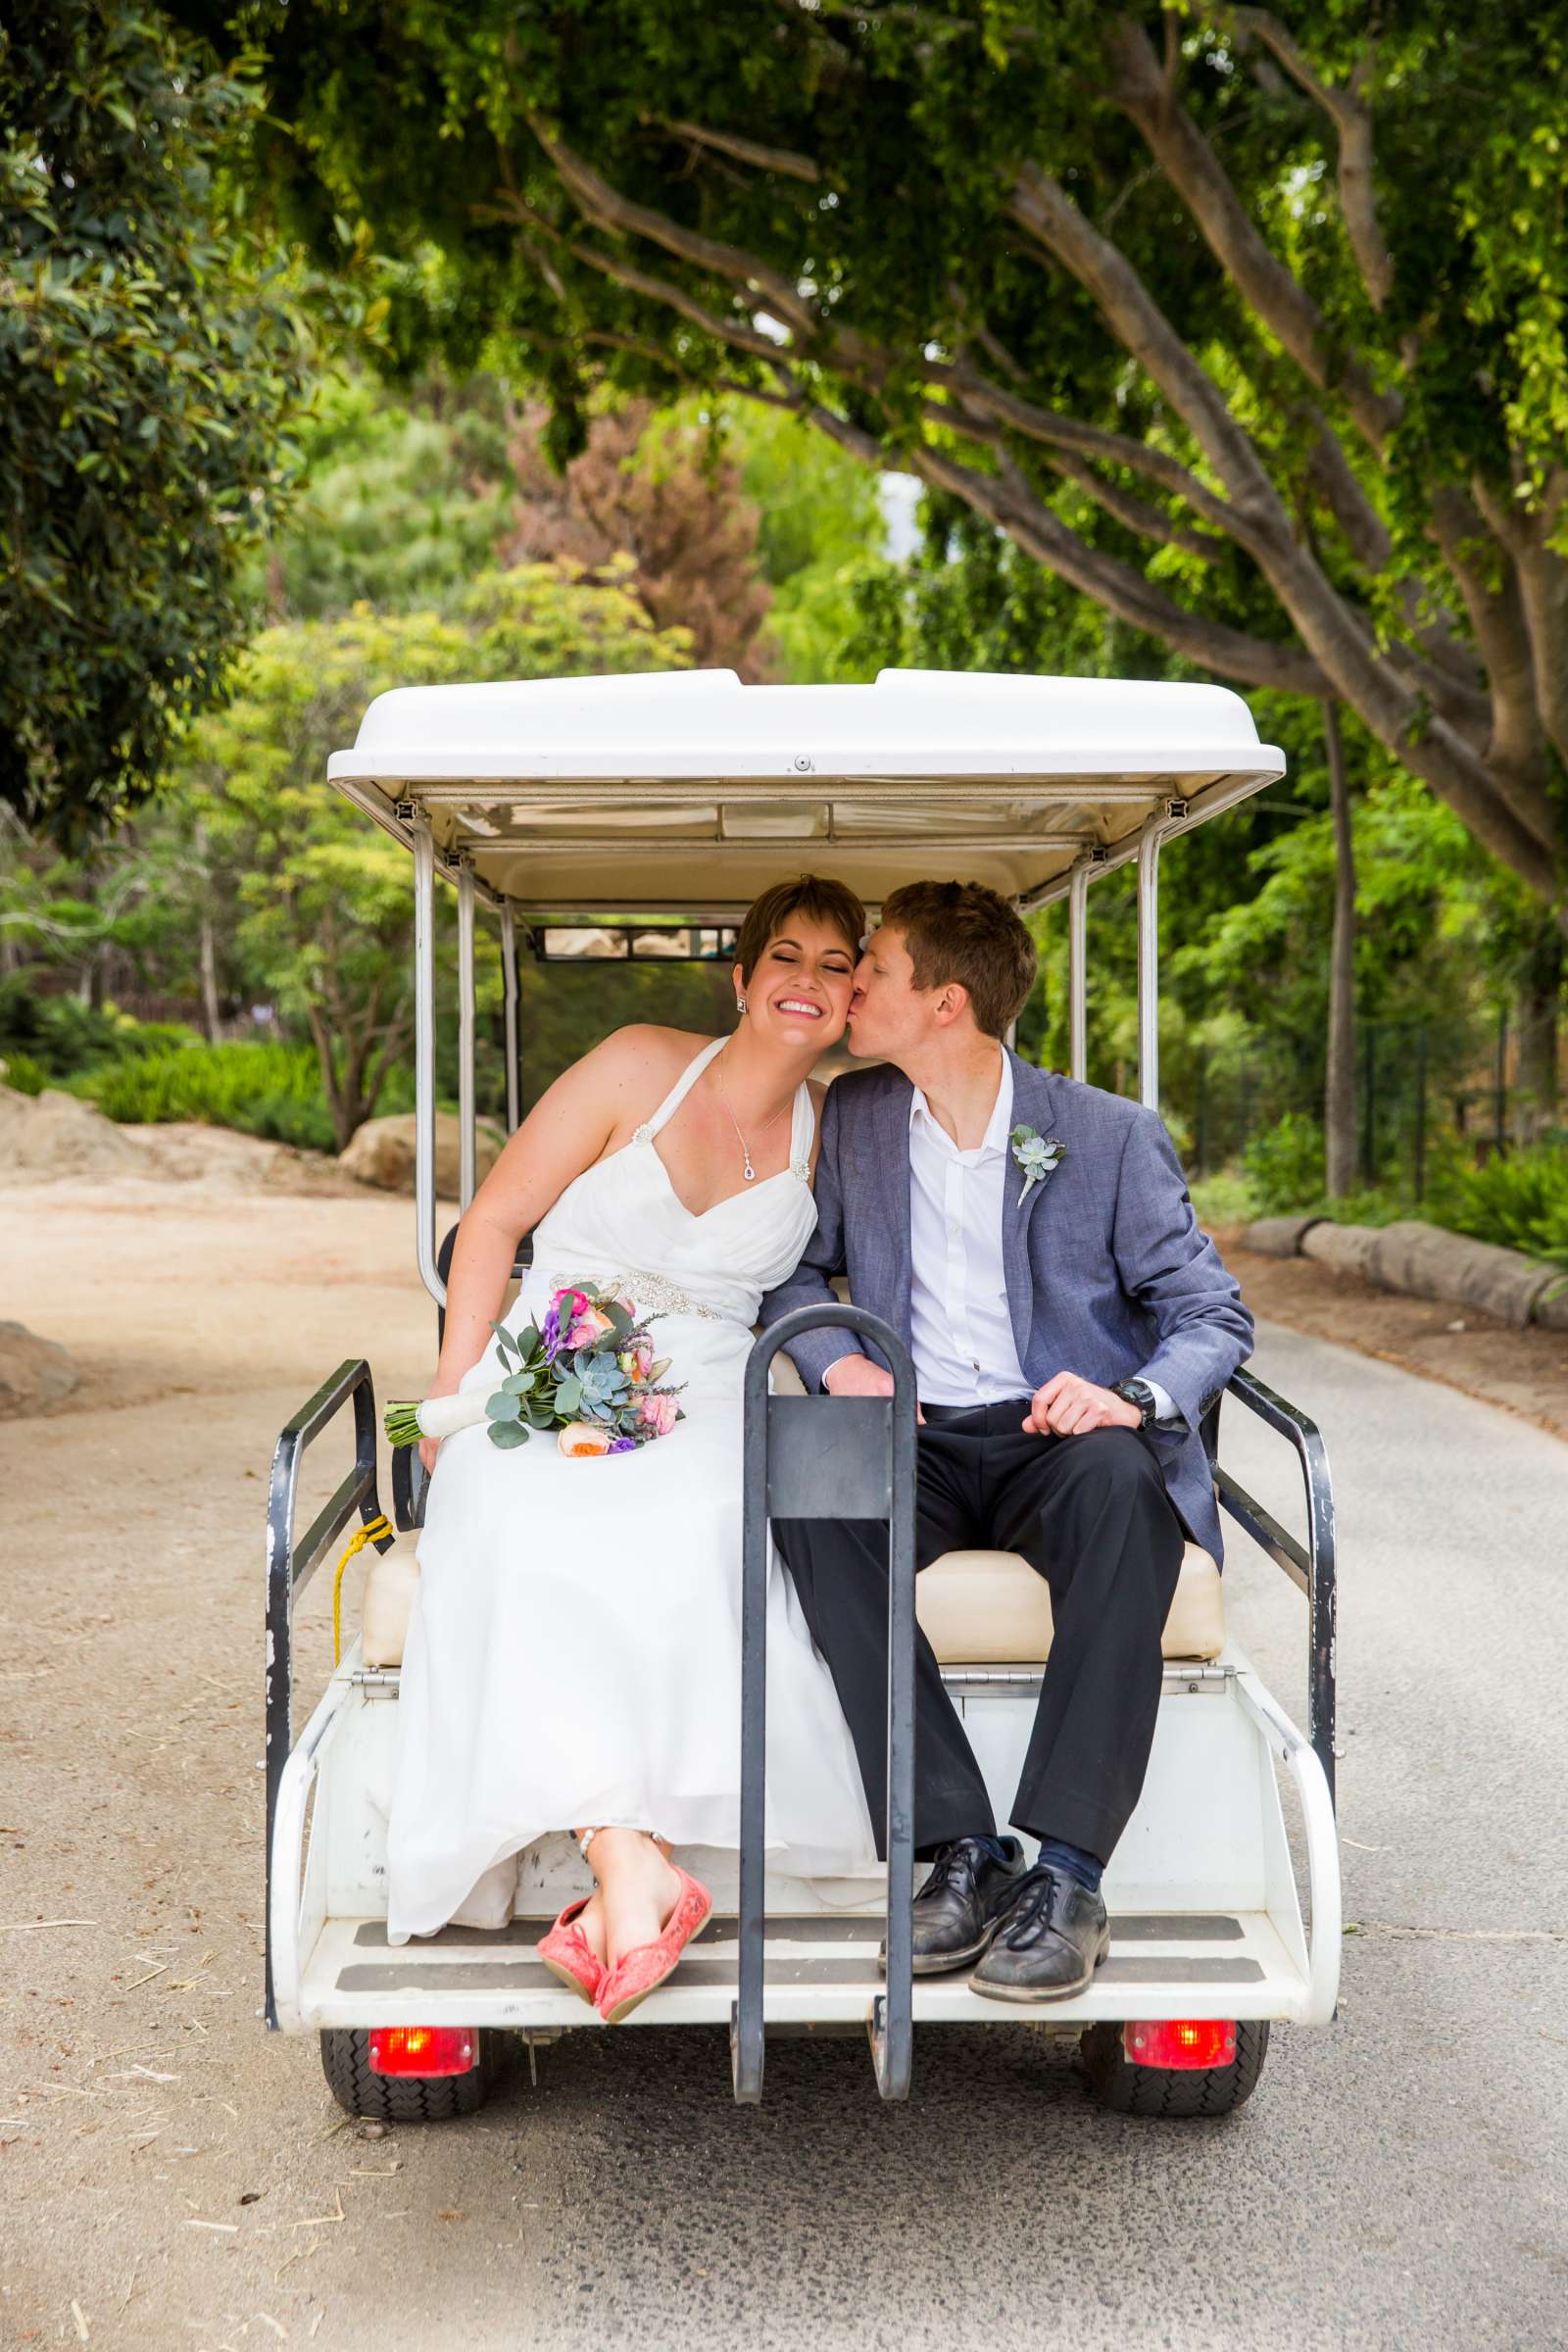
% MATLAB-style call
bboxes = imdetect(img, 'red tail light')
[1123,2019,1236,2071]
[368,2026,476,2078]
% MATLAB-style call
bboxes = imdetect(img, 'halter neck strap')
[643,1035,726,1137]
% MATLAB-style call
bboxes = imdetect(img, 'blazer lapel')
[873,1072,915,1353]
[1002,1052,1066,1373]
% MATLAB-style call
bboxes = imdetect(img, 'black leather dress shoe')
[881,1836,1028,1976]
[969,1866,1110,2001]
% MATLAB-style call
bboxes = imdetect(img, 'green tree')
[242,369,514,621]
[148,563,693,1149]
[217,0,1568,912]
[0,2,321,839]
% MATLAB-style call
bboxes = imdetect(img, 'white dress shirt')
[884,1054,1180,1423]
[906,1054,1030,1404]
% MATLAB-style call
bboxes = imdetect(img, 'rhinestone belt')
[538,1268,733,1324]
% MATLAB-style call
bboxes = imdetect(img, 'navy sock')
[972,1833,1015,1868]
[1030,1835,1103,1894]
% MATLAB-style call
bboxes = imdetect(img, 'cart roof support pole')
[499,905,520,1136]
[1068,859,1091,1084]
[1136,816,1164,1111]
[457,859,477,1210]
[413,818,447,1307]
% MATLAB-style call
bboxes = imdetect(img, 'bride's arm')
[424,1026,673,1410]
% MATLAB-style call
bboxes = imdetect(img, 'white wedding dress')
[384,1037,878,1943]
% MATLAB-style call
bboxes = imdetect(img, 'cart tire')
[1078,2021,1269,2118]
[318,2029,502,2121]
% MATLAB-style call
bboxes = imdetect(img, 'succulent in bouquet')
[385,1284,682,1458]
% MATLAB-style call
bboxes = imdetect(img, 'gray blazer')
[760,1050,1253,1564]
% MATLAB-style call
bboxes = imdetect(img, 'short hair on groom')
[879,879,1038,1040]
[735,873,866,984]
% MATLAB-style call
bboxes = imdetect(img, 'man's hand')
[1023,1371,1142,1438]
[823,1354,925,1423]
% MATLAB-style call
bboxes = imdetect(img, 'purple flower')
[609,1435,637,1452]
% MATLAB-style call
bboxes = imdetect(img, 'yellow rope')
[333,1515,393,1666]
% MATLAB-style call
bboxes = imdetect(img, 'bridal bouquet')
[385,1283,683,1458]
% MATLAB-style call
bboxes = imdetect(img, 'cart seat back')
[359,1525,1223,1671]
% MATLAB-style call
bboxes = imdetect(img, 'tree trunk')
[194,818,221,1042]
[1322,698,1358,1199]
[1515,917,1563,1143]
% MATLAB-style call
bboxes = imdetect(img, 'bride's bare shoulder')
[575,1025,717,1117]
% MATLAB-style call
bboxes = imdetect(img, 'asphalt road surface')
[4,1187,1565,2351]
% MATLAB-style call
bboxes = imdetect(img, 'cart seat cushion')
[361,1535,422,1669]
[916,1543,1224,1666]
[360,1528,1223,1671]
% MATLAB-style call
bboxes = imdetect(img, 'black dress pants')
[774,1401,1187,1865]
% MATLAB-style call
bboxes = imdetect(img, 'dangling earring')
[735,995,747,1014]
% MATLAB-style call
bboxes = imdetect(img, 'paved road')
[4,1192,1565,2350]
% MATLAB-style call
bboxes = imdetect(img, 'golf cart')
[265,669,1339,2120]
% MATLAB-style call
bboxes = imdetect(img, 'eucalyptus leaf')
[487,1419,530,1448]
[484,1391,522,1422]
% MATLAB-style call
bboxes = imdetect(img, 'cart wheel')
[1078,2021,1269,2119]
[318,2029,502,2122]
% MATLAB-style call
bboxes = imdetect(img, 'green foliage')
[0,968,199,1076]
[2,1049,47,1096]
[75,1037,348,1151]
[238,370,514,620]
[717,400,887,682]
[1428,1147,1568,1271]
[0,1,321,839]
[1242,1112,1326,1218]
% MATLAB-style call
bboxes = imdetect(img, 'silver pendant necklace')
[714,1053,790,1182]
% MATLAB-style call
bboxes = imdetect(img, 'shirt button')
[948,1220,960,1237]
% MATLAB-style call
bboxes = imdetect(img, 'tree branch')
[1004,163,1289,524]
[911,440,1329,693]
[528,116,831,351]
[1104,16,1399,453]
[649,117,820,183]
[1231,9,1396,313]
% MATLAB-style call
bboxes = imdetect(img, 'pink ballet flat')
[537,1896,607,2006]
[596,1866,713,2025]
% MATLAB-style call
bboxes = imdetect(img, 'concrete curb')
[1242,1210,1566,1333]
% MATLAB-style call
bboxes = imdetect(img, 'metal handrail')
[737,1305,918,2103]
[1203,1367,1338,1804]
[264,1358,388,2030]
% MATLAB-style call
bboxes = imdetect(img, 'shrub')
[1429,1145,1568,1270]
[0,975,202,1079]
[76,1040,332,1146]
[1241,1112,1325,1216]
[2,1050,48,1095]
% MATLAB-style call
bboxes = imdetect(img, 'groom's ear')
[930,979,973,1030]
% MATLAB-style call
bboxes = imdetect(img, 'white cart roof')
[326,668,1285,916]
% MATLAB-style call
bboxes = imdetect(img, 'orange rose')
[557,1420,612,1458]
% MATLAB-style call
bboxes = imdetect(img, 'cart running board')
[294,1908,1309,2033]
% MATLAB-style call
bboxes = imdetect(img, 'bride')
[385,875,879,2021]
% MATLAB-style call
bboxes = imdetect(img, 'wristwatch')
[1109,1376,1158,1429]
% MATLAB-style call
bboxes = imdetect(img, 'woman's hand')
[417,1375,461,1477]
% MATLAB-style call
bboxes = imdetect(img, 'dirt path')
[1,1178,450,2352]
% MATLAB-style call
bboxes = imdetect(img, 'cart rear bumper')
[292,1903,1318,2034]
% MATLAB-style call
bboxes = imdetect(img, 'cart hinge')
[393,798,417,824]
[1162,797,1191,822]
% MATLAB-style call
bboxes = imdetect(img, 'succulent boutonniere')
[1011,1123,1065,1206]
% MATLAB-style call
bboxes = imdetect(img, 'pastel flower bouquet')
[384,1283,683,1459]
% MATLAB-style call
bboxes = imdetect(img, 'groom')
[761,879,1253,2001]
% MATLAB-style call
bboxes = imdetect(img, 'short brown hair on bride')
[735,874,866,983]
